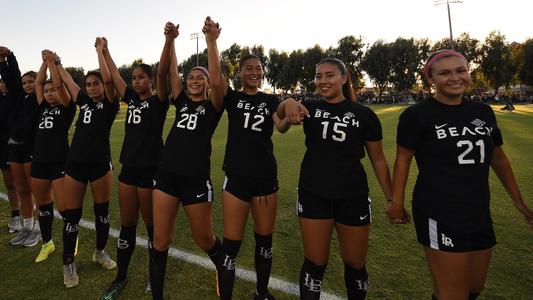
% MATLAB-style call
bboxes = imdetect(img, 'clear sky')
[1,0,531,74]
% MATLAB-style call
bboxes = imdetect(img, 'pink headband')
[190,66,210,81]
[423,50,466,77]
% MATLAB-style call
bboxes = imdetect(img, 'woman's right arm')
[57,62,81,100]
[100,37,127,99]
[156,22,176,102]
[34,58,47,105]
[388,145,414,223]
[96,38,116,101]
[168,25,183,99]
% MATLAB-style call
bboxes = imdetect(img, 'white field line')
[0,193,343,300]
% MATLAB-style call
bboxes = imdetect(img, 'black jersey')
[0,94,12,144]
[223,87,280,179]
[298,99,382,198]
[119,87,169,168]
[397,97,503,230]
[160,91,222,179]
[68,91,119,163]
[0,53,39,144]
[33,101,76,163]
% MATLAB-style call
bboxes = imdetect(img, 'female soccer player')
[58,43,119,288]
[99,31,170,298]
[32,50,75,263]
[148,18,224,300]
[0,47,41,247]
[0,57,20,234]
[278,58,393,300]
[216,51,290,300]
[388,49,533,300]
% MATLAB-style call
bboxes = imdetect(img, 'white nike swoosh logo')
[435,123,447,129]
[196,193,206,198]
[360,215,368,220]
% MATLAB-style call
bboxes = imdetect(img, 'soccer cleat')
[63,262,79,288]
[100,278,128,300]
[35,240,56,263]
[9,227,31,246]
[254,291,276,300]
[8,216,22,233]
[23,226,42,247]
[93,250,117,270]
[145,281,151,294]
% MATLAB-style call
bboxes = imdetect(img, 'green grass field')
[1,104,532,300]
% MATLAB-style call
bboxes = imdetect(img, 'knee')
[153,235,171,251]
[343,258,366,270]
[192,231,215,252]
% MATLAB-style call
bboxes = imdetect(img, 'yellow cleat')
[35,240,56,263]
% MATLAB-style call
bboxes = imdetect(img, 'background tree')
[390,37,420,92]
[301,45,325,92]
[517,39,533,87]
[279,49,304,92]
[265,49,288,94]
[361,40,392,98]
[64,67,85,89]
[329,35,365,90]
[480,31,517,95]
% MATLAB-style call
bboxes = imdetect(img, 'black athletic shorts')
[296,188,372,226]
[30,161,66,180]
[118,165,157,189]
[8,143,33,164]
[0,144,9,169]
[154,169,214,206]
[65,161,113,183]
[222,173,279,203]
[412,208,496,252]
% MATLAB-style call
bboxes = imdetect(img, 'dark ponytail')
[317,58,355,101]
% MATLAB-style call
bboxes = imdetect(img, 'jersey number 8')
[82,110,92,124]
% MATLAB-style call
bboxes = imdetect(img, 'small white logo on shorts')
[297,201,303,213]
[359,214,368,221]
[153,180,157,187]
[196,193,206,198]
[441,233,454,247]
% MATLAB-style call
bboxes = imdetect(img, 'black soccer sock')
[431,294,438,300]
[218,238,242,300]
[254,232,273,296]
[94,202,110,251]
[11,209,20,218]
[116,225,137,281]
[149,247,168,300]
[299,257,326,300]
[469,292,480,300]
[146,225,154,250]
[38,203,54,243]
[63,207,82,265]
[344,263,368,300]
[206,235,221,266]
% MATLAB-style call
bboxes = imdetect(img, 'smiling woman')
[389,49,533,300]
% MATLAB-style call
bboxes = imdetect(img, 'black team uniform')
[62,91,119,266]
[297,99,381,300]
[113,87,169,286]
[31,100,75,244]
[397,97,502,252]
[218,87,280,300]
[149,90,222,300]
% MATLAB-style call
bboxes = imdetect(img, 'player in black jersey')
[277,58,393,300]
[0,47,41,247]
[31,50,76,263]
[98,29,170,298]
[148,18,225,300]
[57,45,119,288]
[216,52,290,299]
[0,69,20,234]
[389,50,533,300]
